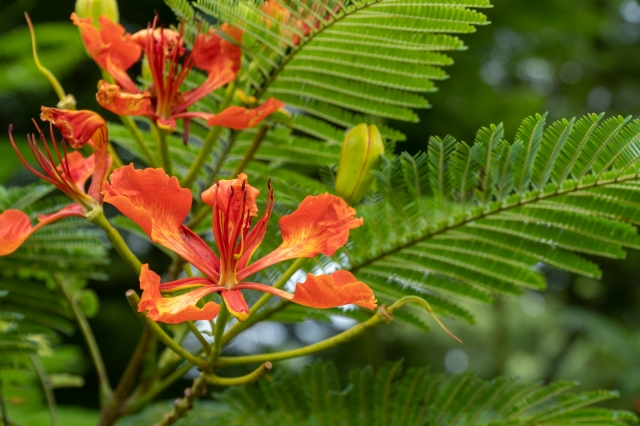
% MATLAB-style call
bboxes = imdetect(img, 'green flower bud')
[75,0,119,25]
[335,123,385,205]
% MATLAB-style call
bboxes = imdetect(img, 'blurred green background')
[1,0,639,420]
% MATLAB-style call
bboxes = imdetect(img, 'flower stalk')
[181,81,236,189]
[150,123,172,176]
[86,206,142,274]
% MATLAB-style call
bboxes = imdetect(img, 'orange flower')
[73,13,284,136]
[0,109,110,256]
[103,166,376,323]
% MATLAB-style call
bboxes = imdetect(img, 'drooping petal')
[238,193,362,280]
[40,108,108,149]
[71,13,141,93]
[0,210,34,256]
[40,107,111,203]
[96,81,154,117]
[0,205,85,256]
[103,165,220,279]
[138,264,220,324]
[206,98,285,130]
[291,271,377,309]
[201,173,260,224]
[221,290,250,322]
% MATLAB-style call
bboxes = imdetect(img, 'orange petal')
[0,210,35,256]
[0,205,85,256]
[221,290,249,322]
[131,27,184,57]
[96,81,154,117]
[71,13,141,93]
[201,173,260,222]
[103,165,221,279]
[291,271,377,310]
[40,108,107,149]
[206,98,285,130]
[238,193,362,280]
[138,264,220,324]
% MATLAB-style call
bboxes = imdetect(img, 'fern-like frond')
[177,0,491,142]
[212,360,638,425]
[330,113,640,325]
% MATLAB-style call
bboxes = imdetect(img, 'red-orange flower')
[103,166,375,323]
[0,109,110,256]
[73,13,284,135]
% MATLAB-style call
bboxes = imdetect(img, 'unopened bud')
[75,0,119,26]
[335,124,385,205]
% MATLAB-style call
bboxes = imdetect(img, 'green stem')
[152,374,209,426]
[216,308,387,367]
[55,275,112,401]
[127,361,194,413]
[97,328,153,426]
[108,145,124,169]
[231,125,269,177]
[181,81,236,190]
[150,123,172,176]
[87,207,142,275]
[206,362,272,386]
[120,116,157,166]
[126,291,208,369]
[216,297,445,367]
[209,302,230,367]
[186,321,211,355]
[29,354,58,426]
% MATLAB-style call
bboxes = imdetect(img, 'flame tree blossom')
[0,108,110,255]
[102,166,376,323]
[71,13,284,134]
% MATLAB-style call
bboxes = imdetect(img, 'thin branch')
[54,274,112,401]
[150,123,172,176]
[125,291,208,369]
[181,81,236,189]
[231,125,269,177]
[119,116,157,166]
[87,206,142,275]
[186,321,211,355]
[29,354,58,426]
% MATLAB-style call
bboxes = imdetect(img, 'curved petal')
[103,165,220,279]
[291,271,376,309]
[221,290,250,322]
[70,13,140,93]
[206,98,285,130]
[138,264,220,324]
[40,108,107,149]
[201,173,260,224]
[0,210,34,256]
[0,205,85,256]
[96,82,154,117]
[131,27,184,57]
[238,193,362,280]
[40,107,110,203]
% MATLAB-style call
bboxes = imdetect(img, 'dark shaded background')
[1,0,639,419]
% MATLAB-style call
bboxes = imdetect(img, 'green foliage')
[210,360,638,425]
[0,185,108,423]
[0,23,87,94]
[168,0,491,143]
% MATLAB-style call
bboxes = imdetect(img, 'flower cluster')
[104,168,376,322]
[1,11,376,324]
